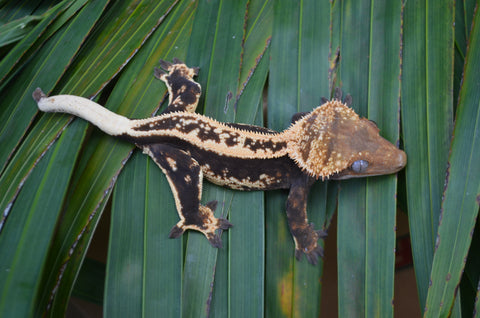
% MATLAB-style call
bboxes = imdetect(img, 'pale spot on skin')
[173,97,184,105]
[166,157,177,171]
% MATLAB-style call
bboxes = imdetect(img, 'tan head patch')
[286,100,360,179]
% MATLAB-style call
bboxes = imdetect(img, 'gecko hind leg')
[144,143,232,248]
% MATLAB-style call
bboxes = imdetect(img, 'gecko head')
[287,100,406,180]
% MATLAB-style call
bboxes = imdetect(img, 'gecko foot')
[205,218,233,249]
[299,244,325,265]
[199,202,232,248]
[168,201,233,248]
[293,223,327,265]
[154,58,201,113]
[154,59,199,81]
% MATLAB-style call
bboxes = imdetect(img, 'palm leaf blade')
[336,0,370,315]
[106,153,148,317]
[182,1,249,316]
[401,0,455,310]
[0,120,84,317]
[364,1,402,316]
[424,7,480,315]
[0,0,67,85]
[103,1,196,315]
[266,1,332,316]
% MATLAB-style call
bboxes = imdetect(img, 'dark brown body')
[127,136,304,191]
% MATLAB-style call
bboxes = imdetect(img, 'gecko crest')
[286,99,405,180]
[286,99,361,179]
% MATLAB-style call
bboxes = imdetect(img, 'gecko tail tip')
[32,88,46,103]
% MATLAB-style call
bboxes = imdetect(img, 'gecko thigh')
[143,143,205,225]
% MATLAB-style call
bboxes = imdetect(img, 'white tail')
[33,88,131,136]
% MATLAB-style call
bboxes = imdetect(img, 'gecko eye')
[351,160,369,173]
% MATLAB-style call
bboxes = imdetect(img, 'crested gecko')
[33,59,406,264]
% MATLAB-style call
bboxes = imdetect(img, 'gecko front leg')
[286,175,328,265]
[143,143,232,247]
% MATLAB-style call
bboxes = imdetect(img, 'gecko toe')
[168,223,185,239]
[344,94,353,106]
[154,67,166,79]
[316,229,328,239]
[172,57,184,65]
[295,248,303,261]
[207,233,223,248]
[205,200,218,211]
[218,218,233,230]
[306,252,319,265]
[159,59,172,71]
[334,87,342,100]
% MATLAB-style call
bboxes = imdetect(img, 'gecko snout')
[394,149,407,172]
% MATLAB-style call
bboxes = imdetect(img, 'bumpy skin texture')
[34,59,407,265]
